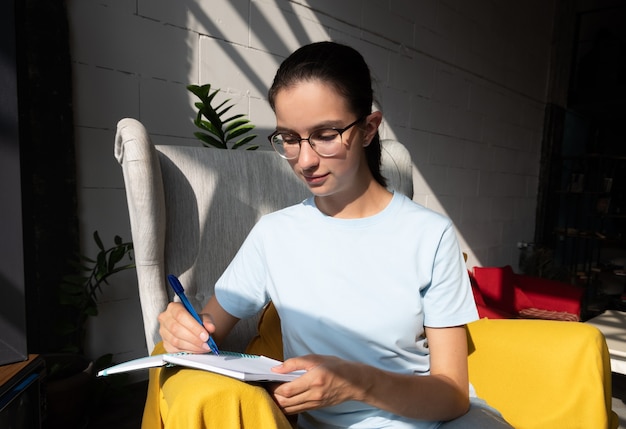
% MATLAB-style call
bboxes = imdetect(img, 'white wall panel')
[250,1,329,57]
[66,0,557,360]
[139,0,250,47]
[72,64,139,129]
[198,36,278,99]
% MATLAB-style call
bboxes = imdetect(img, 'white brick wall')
[66,0,556,362]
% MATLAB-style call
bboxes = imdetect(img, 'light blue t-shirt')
[215,192,478,429]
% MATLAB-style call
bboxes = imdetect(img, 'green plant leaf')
[216,103,235,119]
[187,84,211,100]
[188,83,259,150]
[226,124,256,141]
[194,132,227,149]
[224,118,250,132]
[196,119,221,136]
[94,230,104,250]
[109,263,136,273]
[56,230,135,355]
[109,246,127,269]
[206,87,220,104]
[233,135,259,150]
[202,108,223,132]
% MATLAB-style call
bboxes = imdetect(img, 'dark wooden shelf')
[0,354,45,428]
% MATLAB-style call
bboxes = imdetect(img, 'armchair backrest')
[114,118,414,353]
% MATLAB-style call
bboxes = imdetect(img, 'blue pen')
[167,274,220,355]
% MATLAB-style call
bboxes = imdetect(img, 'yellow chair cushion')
[245,302,284,359]
[142,340,292,429]
[467,317,617,429]
[144,303,618,429]
[248,303,617,429]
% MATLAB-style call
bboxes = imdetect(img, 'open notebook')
[97,351,304,382]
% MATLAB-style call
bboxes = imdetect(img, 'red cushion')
[512,285,535,312]
[471,266,584,319]
[476,303,514,319]
[516,275,583,316]
[518,307,580,322]
[468,271,487,307]
[472,265,518,314]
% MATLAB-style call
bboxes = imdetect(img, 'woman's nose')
[296,140,319,168]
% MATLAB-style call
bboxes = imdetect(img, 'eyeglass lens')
[269,117,364,159]
[272,129,342,159]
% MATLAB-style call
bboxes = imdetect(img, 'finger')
[159,319,208,353]
[273,388,320,415]
[272,371,311,399]
[276,355,319,373]
[159,303,211,353]
[171,303,212,342]
[199,313,217,335]
[163,332,210,354]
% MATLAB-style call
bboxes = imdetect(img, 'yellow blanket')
[142,303,618,429]
[142,342,292,429]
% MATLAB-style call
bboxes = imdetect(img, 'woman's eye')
[281,135,299,144]
[313,130,338,142]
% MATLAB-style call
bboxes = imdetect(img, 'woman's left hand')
[268,354,367,414]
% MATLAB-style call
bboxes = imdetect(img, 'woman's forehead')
[273,81,353,127]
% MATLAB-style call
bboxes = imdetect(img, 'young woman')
[157,41,512,429]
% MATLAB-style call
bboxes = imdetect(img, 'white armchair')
[115,118,618,429]
[113,118,414,354]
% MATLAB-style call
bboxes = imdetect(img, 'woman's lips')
[303,173,328,185]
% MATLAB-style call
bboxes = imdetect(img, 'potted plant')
[44,231,134,428]
[187,83,259,150]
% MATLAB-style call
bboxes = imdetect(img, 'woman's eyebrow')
[275,120,346,133]
[274,125,297,133]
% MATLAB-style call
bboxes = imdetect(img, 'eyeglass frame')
[267,116,366,160]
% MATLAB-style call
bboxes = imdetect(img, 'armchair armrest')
[115,118,169,353]
[467,318,616,429]
[245,304,618,428]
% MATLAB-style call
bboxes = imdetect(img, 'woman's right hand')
[157,302,215,353]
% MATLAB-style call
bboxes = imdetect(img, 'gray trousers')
[439,399,514,429]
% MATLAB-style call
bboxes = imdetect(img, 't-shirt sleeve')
[214,221,270,319]
[422,223,478,327]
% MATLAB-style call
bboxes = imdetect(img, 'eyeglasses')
[268,116,365,160]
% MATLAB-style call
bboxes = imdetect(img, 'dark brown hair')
[268,41,386,187]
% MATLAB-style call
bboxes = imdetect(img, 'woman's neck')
[314,181,393,219]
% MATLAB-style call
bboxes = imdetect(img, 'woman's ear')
[363,111,383,146]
